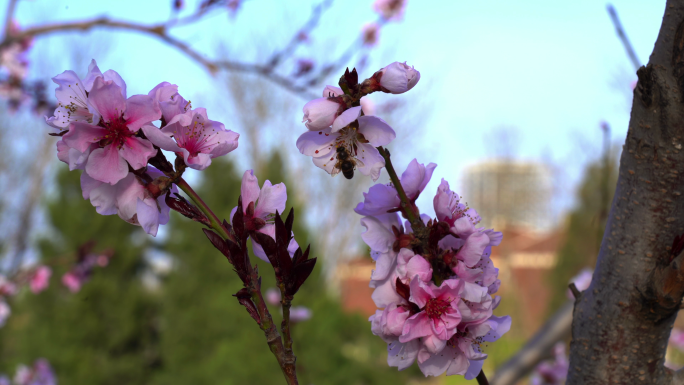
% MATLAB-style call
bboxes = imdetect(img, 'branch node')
[569,283,581,300]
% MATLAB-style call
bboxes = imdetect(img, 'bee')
[332,145,364,180]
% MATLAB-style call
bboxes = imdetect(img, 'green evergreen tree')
[0,170,162,384]
[154,153,422,385]
[548,151,618,312]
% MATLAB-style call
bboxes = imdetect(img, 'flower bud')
[378,61,420,94]
[302,97,344,130]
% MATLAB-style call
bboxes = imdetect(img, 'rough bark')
[567,1,684,383]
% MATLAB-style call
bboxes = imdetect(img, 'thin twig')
[266,0,334,68]
[607,4,641,71]
[376,146,422,228]
[4,0,18,37]
[476,370,490,385]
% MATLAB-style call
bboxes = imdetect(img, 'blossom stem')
[175,178,297,384]
[249,270,298,385]
[476,370,489,385]
[376,146,423,229]
[176,177,235,242]
[280,291,294,353]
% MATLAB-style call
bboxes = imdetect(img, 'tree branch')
[567,1,684,383]
[0,5,334,100]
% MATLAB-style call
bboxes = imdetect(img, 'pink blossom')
[373,0,406,21]
[301,96,345,130]
[142,108,239,171]
[395,249,432,284]
[362,23,380,46]
[62,75,160,184]
[147,81,190,123]
[0,375,8,385]
[297,115,396,181]
[433,179,481,228]
[370,304,420,370]
[62,271,82,293]
[46,59,124,130]
[417,315,511,378]
[355,159,436,215]
[231,170,298,262]
[377,61,420,94]
[399,279,463,350]
[0,300,9,327]
[290,306,312,322]
[29,266,52,294]
[80,167,175,236]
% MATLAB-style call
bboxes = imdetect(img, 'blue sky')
[11,0,666,222]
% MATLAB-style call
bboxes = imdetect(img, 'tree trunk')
[567,1,684,383]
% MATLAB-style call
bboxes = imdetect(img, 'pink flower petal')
[86,145,129,185]
[240,170,261,208]
[120,136,156,170]
[331,106,361,132]
[63,122,105,153]
[296,128,336,156]
[354,142,385,181]
[89,76,126,122]
[80,172,117,215]
[141,124,181,152]
[358,116,396,146]
[255,180,287,218]
[124,94,161,131]
[456,232,489,267]
[137,198,160,236]
[399,312,432,342]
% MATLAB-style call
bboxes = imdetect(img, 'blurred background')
[0,0,678,384]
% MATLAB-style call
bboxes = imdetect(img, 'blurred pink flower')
[373,0,406,21]
[0,300,10,327]
[29,266,52,294]
[294,59,314,77]
[290,306,312,323]
[62,271,82,293]
[530,342,569,385]
[265,288,281,306]
[13,359,56,385]
[97,255,110,267]
[362,23,380,46]
[670,328,684,351]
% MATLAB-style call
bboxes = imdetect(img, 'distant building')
[462,160,554,232]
